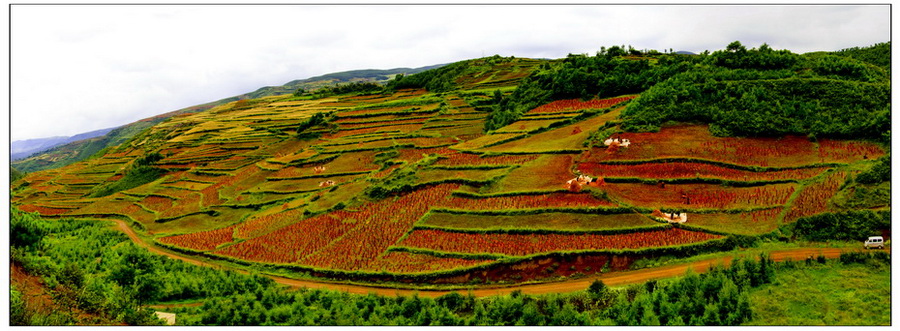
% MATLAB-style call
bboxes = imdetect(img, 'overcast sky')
[9,4,890,141]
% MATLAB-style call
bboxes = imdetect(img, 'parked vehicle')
[864,236,885,249]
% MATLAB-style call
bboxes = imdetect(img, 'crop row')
[686,136,815,167]
[594,125,879,167]
[158,226,236,251]
[364,251,495,273]
[216,184,460,269]
[604,183,795,209]
[17,204,73,216]
[297,184,459,270]
[438,192,613,210]
[784,172,847,223]
[576,162,827,181]
[398,227,722,256]
[526,96,635,114]
[816,139,884,161]
[433,153,539,166]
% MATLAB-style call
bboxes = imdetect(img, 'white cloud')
[10,4,890,141]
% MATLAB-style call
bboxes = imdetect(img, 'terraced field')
[10,57,886,285]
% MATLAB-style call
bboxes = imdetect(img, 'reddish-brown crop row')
[817,140,885,162]
[158,193,202,219]
[17,204,72,216]
[298,184,459,270]
[784,172,847,223]
[200,166,257,206]
[527,96,635,114]
[140,195,174,213]
[688,136,813,167]
[234,208,306,239]
[591,125,879,167]
[365,251,495,273]
[217,184,459,269]
[604,183,794,209]
[159,226,236,251]
[399,227,721,256]
[216,211,358,264]
[740,208,782,223]
[577,162,827,181]
[678,185,794,209]
[439,192,614,210]
[434,153,540,166]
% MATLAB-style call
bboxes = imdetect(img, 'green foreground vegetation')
[10,209,889,326]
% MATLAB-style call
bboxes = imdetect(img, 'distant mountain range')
[11,64,444,173]
[11,127,116,160]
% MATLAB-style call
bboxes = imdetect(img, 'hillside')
[11,65,442,173]
[11,127,116,160]
[10,44,890,287]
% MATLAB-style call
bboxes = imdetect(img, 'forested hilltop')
[484,42,889,139]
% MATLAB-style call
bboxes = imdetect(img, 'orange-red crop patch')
[365,251,495,273]
[603,183,795,209]
[159,226,236,251]
[577,162,828,181]
[586,124,883,167]
[784,172,847,223]
[399,228,722,256]
[526,96,636,114]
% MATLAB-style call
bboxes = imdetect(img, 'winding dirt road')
[111,219,883,299]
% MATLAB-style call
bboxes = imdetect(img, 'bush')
[792,210,890,241]
[855,154,890,184]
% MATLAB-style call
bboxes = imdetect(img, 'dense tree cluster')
[295,112,336,140]
[486,41,890,140]
[89,152,167,198]
[855,153,891,184]
[484,50,695,132]
[830,41,891,72]
[385,55,518,93]
[791,210,890,242]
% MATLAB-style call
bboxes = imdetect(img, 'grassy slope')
[746,260,890,325]
[11,66,443,174]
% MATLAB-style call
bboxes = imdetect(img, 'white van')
[864,236,885,249]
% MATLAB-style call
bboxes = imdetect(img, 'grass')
[493,118,568,133]
[682,208,784,235]
[491,154,575,193]
[746,260,890,325]
[480,108,621,153]
[411,167,510,186]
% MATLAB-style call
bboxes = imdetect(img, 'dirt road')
[110,219,882,298]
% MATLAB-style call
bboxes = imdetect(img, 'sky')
[8,3,891,142]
